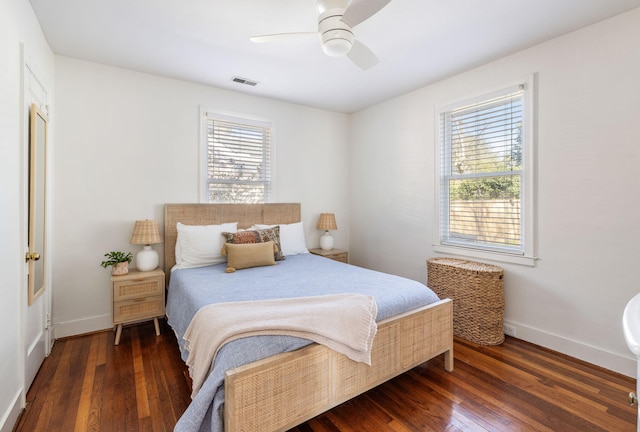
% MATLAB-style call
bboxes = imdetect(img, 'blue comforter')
[167,253,440,431]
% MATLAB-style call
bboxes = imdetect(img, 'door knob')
[25,252,41,262]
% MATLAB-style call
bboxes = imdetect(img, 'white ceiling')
[30,0,640,113]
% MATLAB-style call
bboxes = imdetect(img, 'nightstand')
[309,248,348,263]
[111,268,165,345]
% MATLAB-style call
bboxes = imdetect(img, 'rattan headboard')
[163,203,301,279]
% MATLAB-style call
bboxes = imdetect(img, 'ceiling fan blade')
[250,32,318,43]
[347,39,379,70]
[341,0,391,28]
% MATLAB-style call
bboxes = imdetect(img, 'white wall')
[0,0,54,430]
[349,8,640,376]
[52,57,350,337]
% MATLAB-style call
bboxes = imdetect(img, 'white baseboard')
[0,389,23,432]
[505,319,637,378]
[53,314,112,339]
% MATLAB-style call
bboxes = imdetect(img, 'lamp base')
[319,231,334,251]
[136,245,158,271]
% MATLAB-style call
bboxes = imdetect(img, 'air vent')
[231,76,259,86]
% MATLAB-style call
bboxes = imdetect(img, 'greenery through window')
[439,86,526,254]
[205,114,271,203]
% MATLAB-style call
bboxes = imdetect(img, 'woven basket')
[427,257,504,345]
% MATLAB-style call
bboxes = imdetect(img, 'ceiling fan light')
[323,38,353,56]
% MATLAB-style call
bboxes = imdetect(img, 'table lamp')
[130,219,163,271]
[317,213,337,251]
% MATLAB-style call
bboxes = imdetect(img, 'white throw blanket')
[183,293,378,398]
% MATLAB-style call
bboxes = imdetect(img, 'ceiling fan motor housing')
[319,9,354,56]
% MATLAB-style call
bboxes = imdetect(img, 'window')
[436,79,534,265]
[203,112,272,203]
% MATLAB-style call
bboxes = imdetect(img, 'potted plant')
[100,251,133,275]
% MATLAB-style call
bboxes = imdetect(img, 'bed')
[164,203,453,432]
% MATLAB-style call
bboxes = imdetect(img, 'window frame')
[199,108,275,204]
[433,76,536,266]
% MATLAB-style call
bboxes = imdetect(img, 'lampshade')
[130,220,162,272]
[316,213,337,231]
[130,220,162,245]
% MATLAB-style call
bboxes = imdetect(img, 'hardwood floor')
[14,319,637,431]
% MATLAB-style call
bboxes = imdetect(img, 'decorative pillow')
[254,222,308,256]
[221,241,277,272]
[221,227,284,261]
[175,222,238,269]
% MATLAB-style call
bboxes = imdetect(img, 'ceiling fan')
[250,0,391,70]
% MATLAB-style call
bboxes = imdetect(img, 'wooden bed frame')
[164,203,454,432]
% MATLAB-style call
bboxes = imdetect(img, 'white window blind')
[205,114,271,203]
[439,85,525,254]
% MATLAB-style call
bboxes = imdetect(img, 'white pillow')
[175,222,238,269]
[254,222,308,256]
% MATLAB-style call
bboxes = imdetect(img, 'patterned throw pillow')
[221,226,285,261]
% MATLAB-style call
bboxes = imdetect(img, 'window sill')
[432,244,537,267]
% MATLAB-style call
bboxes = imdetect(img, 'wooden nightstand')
[309,248,348,263]
[111,268,165,345]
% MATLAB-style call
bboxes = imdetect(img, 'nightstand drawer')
[113,276,164,302]
[113,295,164,324]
